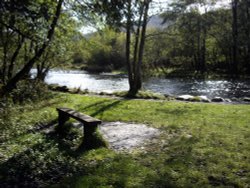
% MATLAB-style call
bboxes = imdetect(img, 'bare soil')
[99,122,160,152]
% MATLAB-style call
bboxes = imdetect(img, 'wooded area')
[0,0,250,98]
[1,1,250,187]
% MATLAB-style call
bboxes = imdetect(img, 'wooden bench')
[56,107,102,148]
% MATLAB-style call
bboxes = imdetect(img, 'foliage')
[35,12,83,80]
[0,0,64,96]
[143,0,250,76]
[10,79,51,103]
[0,93,250,187]
[83,28,126,72]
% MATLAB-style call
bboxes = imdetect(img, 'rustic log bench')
[56,107,102,148]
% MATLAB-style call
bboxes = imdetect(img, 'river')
[41,69,250,99]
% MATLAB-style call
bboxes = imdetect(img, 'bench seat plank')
[57,107,101,125]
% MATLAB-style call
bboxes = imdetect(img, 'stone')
[225,98,232,103]
[176,95,194,101]
[211,97,224,102]
[102,90,113,95]
[57,85,69,92]
[243,97,250,102]
[99,122,160,151]
[199,96,211,103]
[231,97,239,102]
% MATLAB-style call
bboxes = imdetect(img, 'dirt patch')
[99,122,160,152]
[37,121,160,152]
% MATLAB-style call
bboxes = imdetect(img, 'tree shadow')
[27,118,58,133]
[156,106,201,116]
[0,132,86,187]
[0,119,101,187]
[90,100,122,117]
[0,100,125,187]
[77,99,112,111]
[0,119,58,144]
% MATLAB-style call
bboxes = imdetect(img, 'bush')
[10,79,51,103]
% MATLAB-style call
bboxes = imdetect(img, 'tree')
[237,0,250,73]
[75,0,152,94]
[161,0,216,74]
[231,0,239,75]
[35,13,81,81]
[125,0,152,95]
[83,27,126,72]
[0,0,64,96]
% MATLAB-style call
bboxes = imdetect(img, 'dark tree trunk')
[36,51,51,81]
[126,0,134,95]
[136,0,150,91]
[232,0,238,75]
[133,5,144,76]
[125,0,151,96]
[246,3,250,73]
[8,36,25,80]
[2,42,8,84]
[197,32,201,71]
[200,23,207,74]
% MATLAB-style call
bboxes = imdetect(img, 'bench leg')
[82,124,98,149]
[57,111,69,132]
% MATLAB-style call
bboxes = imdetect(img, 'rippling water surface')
[37,69,250,99]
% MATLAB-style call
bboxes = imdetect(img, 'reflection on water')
[144,78,250,98]
[32,69,250,99]
[44,70,129,92]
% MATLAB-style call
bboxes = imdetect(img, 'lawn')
[0,92,250,187]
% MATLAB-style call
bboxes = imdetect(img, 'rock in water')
[199,96,211,103]
[176,95,194,101]
[211,97,224,102]
[243,97,250,102]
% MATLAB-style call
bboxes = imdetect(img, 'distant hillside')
[83,14,168,37]
[147,14,168,29]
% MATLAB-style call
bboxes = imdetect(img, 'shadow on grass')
[0,135,84,187]
[76,99,123,120]
[1,117,236,187]
[156,106,201,116]
[54,131,201,187]
[0,123,91,187]
[0,119,58,144]
[90,100,122,117]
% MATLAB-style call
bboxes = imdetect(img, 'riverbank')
[48,84,250,104]
[0,92,250,187]
[42,69,250,100]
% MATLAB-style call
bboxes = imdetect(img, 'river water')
[42,69,250,99]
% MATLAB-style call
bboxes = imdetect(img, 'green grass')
[0,92,250,187]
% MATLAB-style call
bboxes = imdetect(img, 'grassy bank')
[0,92,250,187]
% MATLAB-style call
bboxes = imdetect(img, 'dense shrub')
[84,28,126,72]
[10,79,51,104]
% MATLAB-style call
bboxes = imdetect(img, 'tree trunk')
[135,0,150,91]
[232,0,238,75]
[0,0,64,96]
[8,36,25,80]
[133,5,144,77]
[2,41,8,84]
[246,3,250,73]
[126,0,136,95]
[200,20,207,74]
